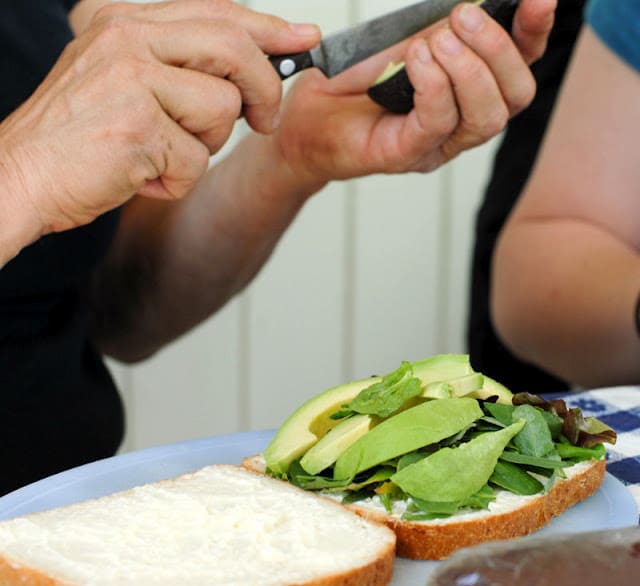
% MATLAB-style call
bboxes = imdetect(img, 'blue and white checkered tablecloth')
[555,386,640,514]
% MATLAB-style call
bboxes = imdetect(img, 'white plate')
[0,430,637,585]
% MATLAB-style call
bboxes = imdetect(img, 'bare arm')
[492,26,640,387]
[88,0,557,362]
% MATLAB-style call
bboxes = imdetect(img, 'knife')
[269,0,477,80]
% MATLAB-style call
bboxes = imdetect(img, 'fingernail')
[438,29,463,56]
[415,40,432,64]
[459,4,486,33]
[290,23,321,36]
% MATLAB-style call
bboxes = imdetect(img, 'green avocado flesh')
[263,353,614,518]
[333,397,483,480]
[264,353,493,476]
[264,377,377,476]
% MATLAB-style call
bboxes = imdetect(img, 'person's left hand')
[268,0,556,188]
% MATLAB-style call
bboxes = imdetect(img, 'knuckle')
[92,14,137,50]
[191,143,211,175]
[191,0,236,21]
[508,74,536,114]
[434,110,460,138]
[93,2,130,20]
[471,105,509,138]
[488,27,513,58]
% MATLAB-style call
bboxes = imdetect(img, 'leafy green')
[489,460,544,495]
[344,466,396,492]
[563,408,617,448]
[402,485,495,521]
[332,361,423,419]
[391,421,525,502]
[554,442,606,462]
[512,393,616,447]
[511,404,555,458]
[483,402,515,427]
[500,450,569,469]
[396,451,431,471]
[288,460,353,490]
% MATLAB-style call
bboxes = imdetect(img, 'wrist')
[0,152,45,267]
[250,132,328,204]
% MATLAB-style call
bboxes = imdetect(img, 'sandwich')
[244,354,617,560]
[0,465,396,585]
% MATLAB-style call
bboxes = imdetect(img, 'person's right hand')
[0,0,320,236]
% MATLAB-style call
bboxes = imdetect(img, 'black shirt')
[0,0,124,496]
[467,1,585,394]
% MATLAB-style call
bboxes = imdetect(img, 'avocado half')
[367,0,519,114]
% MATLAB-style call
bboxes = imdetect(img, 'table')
[555,385,640,519]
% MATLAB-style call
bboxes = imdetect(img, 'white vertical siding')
[109,0,500,451]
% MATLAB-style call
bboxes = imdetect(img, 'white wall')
[111,0,500,452]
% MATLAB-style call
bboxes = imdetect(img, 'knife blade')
[270,0,473,80]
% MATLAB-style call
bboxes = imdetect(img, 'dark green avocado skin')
[367,0,519,114]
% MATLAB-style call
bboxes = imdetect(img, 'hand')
[0,0,320,235]
[268,0,556,186]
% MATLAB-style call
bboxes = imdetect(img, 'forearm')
[89,132,325,362]
[493,218,640,387]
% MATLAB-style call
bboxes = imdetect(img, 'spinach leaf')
[402,485,495,521]
[335,361,423,419]
[511,404,555,457]
[500,451,569,469]
[288,460,353,490]
[489,460,544,495]
[555,442,606,462]
[483,402,515,427]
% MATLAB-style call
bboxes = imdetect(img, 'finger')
[135,121,211,201]
[150,65,241,154]
[399,38,460,171]
[99,0,321,54]
[328,20,448,94]
[145,19,284,133]
[429,26,510,151]
[511,0,557,64]
[450,3,536,115]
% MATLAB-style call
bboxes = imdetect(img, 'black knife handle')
[269,51,315,80]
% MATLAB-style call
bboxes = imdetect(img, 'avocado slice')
[299,414,376,475]
[265,354,475,476]
[411,353,474,384]
[332,397,483,480]
[367,0,519,113]
[467,374,513,404]
[264,377,379,477]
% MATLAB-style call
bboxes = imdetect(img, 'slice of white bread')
[0,464,396,586]
[243,455,606,560]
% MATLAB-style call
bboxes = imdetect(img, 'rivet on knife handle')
[269,52,315,80]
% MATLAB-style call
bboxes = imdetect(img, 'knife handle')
[269,52,315,80]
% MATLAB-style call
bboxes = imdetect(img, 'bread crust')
[289,541,395,586]
[243,455,607,561]
[0,556,73,586]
